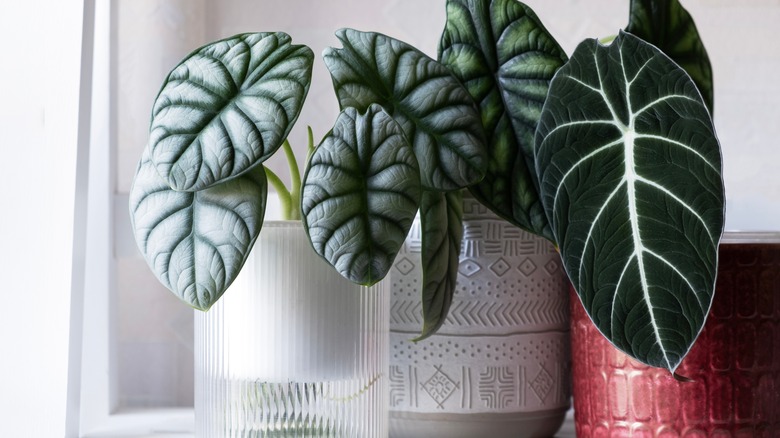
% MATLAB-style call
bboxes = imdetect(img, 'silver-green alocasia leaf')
[535,31,724,372]
[439,0,567,240]
[323,29,487,191]
[416,190,464,341]
[129,150,267,310]
[149,32,313,191]
[626,0,713,113]
[302,104,421,285]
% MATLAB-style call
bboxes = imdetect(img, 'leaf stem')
[306,125,316,161]
[264,131,314,221]
[282,139,303,220]
[264,167,293,220]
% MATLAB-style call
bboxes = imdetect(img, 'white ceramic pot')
[389,197,571,438]
[195,221,389,438]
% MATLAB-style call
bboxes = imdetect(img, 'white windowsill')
[82,409,193,438]
[82,409,575,438]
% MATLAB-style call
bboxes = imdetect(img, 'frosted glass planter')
[195,221,389,438]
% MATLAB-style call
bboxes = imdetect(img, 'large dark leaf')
[302,105,421,285]
[626,0,714,113]
[534,32,724,372]
[149,32,313,191]
[323,29,487,191]
[129,150,268,310]
[415,190,464,341]
[439,0,567,240]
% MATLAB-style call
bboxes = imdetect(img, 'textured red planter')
[570,233,780,437]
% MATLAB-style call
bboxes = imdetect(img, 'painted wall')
[114,0,780,406]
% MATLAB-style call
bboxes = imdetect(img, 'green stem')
[264,167,293,220]
[306,125,316,161]
[599,34,617,45]
[282,139,302,220]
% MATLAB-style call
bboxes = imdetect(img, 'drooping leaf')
[415,190,464,341]
[626,0,713,113]
[534,32,724,372]
[148,32,313,191]
[323,28,487,191]
[129,150,267,310]
[302,104,421,285]
[439,0,567,240]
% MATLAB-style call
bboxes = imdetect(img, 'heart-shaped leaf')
[323,29,487,191]
[129,150,267,310]
[415,190,464,341]
[149,32,313,191]
[439,0,567,240]
[534,32,724,371]
[302,104,421,285]
[626,0,713,113]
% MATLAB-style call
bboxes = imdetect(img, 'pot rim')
[261,219,304,228]
[721,230,780,244]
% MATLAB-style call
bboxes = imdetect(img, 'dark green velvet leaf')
[439,0,567,240]
[626,0,714,113]
[535,32,724,372]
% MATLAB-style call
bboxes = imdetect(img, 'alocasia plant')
[322,28,489,339]
[129,0,725,374]
[131,32,314,310]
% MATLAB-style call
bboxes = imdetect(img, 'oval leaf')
[149,32,313,191]
[534,32,724,372]
[439,0,567,240]
[302,104,421,285]
[129,150,268,310]
[415,190,464,341]
[323,28,487,191]
[626,0,713,113]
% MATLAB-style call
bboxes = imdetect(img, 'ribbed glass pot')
[195,221,389,438]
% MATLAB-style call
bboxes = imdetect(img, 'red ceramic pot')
[570,232,780,437]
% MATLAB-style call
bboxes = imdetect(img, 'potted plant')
[128,27,489,436]
[129,0,776,436]
[312,0,778,437]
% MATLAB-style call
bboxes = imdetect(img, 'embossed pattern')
[571,240,780,437]
[390,197,571,436]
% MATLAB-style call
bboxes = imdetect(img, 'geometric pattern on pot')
[323,28,487,192]
[626,0,714,114]
[148,32,313,191]
[439,0,567,240]
[535,31,724,373]
[129,149,267,310]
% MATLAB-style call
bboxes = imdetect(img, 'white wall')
[0,0,85,436]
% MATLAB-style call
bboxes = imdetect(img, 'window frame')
[79,1,194,436]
